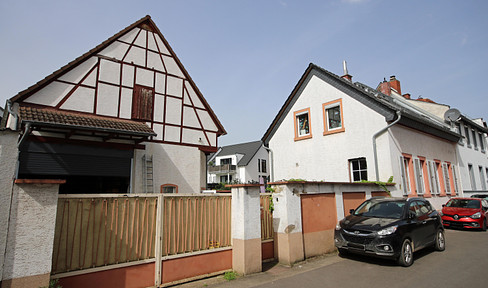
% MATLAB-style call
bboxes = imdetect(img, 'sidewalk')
[172,252,343,288]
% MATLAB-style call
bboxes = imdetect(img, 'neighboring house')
[207,140,269,186]
[378,76,488,195]
[262,63,461,208]
[0,15,226,194]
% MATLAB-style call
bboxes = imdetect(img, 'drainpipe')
[6,100,18,131]
[373,111,402,181]
[263,145,274,182]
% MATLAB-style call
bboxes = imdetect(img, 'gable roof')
[9,15,226,137]
[262,63,460,145]
[214,140,263,166]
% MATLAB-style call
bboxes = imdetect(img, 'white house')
[262,63,461,208]
[207,140,269,187]
[378,76,488,196]
[0,15,226,195]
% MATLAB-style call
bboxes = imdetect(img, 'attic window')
[132,85,154,121]
[323,99,345,135]
[294,108,312,141]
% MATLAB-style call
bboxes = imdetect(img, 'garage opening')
[18,141,133,194]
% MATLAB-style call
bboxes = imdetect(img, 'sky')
[1,0,487,146]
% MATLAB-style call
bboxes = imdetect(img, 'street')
[203,229,488,288]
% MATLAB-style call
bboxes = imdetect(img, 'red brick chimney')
[389,76,401,95]
[377,79,391,96]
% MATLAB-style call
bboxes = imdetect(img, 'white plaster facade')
[0,131,19,282]
[263,64,460,208]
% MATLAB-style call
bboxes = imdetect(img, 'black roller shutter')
[19,141,133,177]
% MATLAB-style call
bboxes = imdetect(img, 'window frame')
[465,126,471,148]
[322,99,345,135]
[480,166,486,191]
[349,157,368,182]
[468,164,476,190]
[294,108,312,141]
[160,184,178,194]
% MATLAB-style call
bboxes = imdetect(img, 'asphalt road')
[254,229,488,288]
[196,228,488,288]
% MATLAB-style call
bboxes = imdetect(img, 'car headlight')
[377,226,398,236]
[470,212,481,219]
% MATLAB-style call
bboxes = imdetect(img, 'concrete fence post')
[2,179,64,288]
[228,184,262,275]
[270,183,305,266]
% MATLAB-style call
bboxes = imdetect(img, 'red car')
[441,198,488,231]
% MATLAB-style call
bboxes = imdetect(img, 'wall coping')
[14,179,66,184]
[225,184,264,188]
[268,180,395,186]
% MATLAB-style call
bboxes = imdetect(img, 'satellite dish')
[444,108,461,122]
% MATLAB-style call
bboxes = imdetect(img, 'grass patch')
[224,271,238,281]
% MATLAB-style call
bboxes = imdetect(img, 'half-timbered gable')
[5,15,225,194]
[11,15,225,149]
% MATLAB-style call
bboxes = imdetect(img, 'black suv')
[334,197,445,266]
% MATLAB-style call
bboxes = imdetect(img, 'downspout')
[373,111,402,181]
[263,145,274,182]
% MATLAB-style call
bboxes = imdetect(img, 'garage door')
[342,192,366,216]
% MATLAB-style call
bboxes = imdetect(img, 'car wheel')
[482,219,487,232]
[434,229,445,251]
[398,239,413,267]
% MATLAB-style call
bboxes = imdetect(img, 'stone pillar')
[271,183,305,266]
[229,184,262,275]
[2,179,64,288]
[0,131,19,283]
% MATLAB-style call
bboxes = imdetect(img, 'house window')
[220,175,232,183]
[220,158,232,165]
[294,108,312,140]
[400,155,412,195]
[428,161,440,195]
[455,123,464,145]
[414,158,425,195]
[442,163,451,194]
[323,99,345,135]
[452,165,460,195]
[479,133,485,152]
[131,85,154,121]
[472,130,478,150]
[161,184,178,194]
[468,164,476,190]
[465,126,471,147]
[480,166,486,190]
[349,158,367,181]
[258,159,267,173]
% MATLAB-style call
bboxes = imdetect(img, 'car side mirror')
[349,209,355,215]
[442,204,445,207]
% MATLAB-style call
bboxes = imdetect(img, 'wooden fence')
[52,193,273,276]
[52,195,158,274]
[162,195,232,256]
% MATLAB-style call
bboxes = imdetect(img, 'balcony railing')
[208,164,237,174]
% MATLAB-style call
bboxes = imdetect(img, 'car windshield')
[353,200,405,219]
[446,199,480,209]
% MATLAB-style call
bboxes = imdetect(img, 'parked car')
[471,194,488,200]
[334,197,445,267]
[441,197,488,231]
